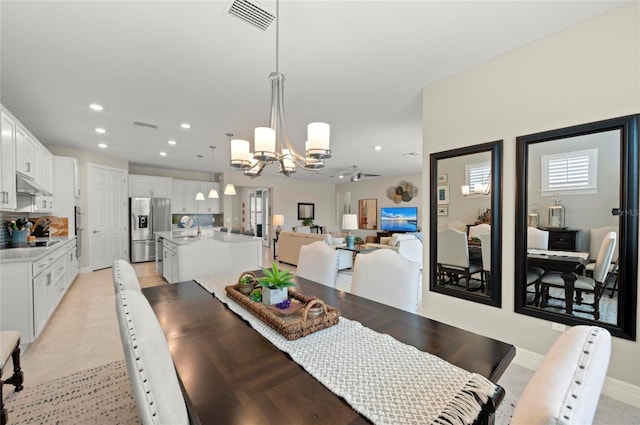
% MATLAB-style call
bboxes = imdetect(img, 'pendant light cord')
[275,0,279,74]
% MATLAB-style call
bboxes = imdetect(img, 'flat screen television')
[380,207,418,232]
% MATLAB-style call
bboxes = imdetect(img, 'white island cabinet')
[157,231,262,283]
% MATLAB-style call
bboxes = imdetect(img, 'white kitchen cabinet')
[31,143,54,195]
[72,158,80,198]
[15,126,35,179]
[129,174,172,198]
[162,240,178,283]
[0,109,17,210]
[172,179,197,214]
[33,194,54,213]
[172,179,218,214]
[1,239,79,346]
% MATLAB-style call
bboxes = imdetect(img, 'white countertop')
[0,237,76,263]
[155,231,261,245]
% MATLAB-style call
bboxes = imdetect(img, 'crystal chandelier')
[229,0,330,178]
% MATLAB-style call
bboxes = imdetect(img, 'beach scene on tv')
[380,207,418,232]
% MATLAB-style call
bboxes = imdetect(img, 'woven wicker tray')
[225,284,340,340]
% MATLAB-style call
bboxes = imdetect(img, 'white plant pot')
[262,287,288,305]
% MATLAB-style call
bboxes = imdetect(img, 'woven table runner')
[196,274,497,425]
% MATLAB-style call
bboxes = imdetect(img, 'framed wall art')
[358,199,377,230]
[437,185,450,205]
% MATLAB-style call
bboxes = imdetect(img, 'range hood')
[16,174,52,196]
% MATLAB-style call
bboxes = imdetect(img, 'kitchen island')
[155,231,262,284]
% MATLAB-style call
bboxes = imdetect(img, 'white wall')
[422,2,639,391]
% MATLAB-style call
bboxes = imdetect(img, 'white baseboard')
[513,346,640,406]
[79,266,92,274]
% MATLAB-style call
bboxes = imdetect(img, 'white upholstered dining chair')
[511,326,611,425]
[527,227,549,250]
[112,259,142,293]
[437,228,483,291]
[296,241,340,288]
[468,223,491,241]
[539,232,616,320]
[351,249,421,313]
[115,289,189,425]
[586,226,619,295]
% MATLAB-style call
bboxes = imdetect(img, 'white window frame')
[540,148,598,196]
[464,161,491,197]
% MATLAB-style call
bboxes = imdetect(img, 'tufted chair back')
[115,290,189,424]
[112,259,142,293]
[511,325,611,425]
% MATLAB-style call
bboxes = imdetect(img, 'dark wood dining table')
[142,276,516,425]
[527,251,589,314]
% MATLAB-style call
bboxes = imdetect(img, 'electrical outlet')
[552,322,566,332]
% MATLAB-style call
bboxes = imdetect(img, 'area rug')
[3,360,139,425]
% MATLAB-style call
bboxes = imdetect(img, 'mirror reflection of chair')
[526,227,549,305]
[468,223,490,241]
[351,249,421,313]
[540,232,616,320]
[479,232,491,295]
[437,228,483,292]
[586,226,619,297]
[296,241,339,288]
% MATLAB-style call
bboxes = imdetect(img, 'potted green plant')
[256,262,296,305]
[237,272,257,295]
[302,218,314,227]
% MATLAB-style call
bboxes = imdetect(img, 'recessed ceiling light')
[89,103,103,111]
[98,143,107,149]
[338,175,344,179]
[168,140,177,145]
[180,123,191,129]
[403,152,420,158]
[160,152,167,156]
[95,128,106,134]
[374,146,382,151]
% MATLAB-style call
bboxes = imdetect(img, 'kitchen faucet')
[189,215,201,238]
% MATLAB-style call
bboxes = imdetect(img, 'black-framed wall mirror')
[297,203,315,220]
[515,115,638,340]
[429,140,503,307]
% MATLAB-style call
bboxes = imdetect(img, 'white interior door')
[88,163,127,271]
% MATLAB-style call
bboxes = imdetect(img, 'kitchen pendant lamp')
[195,155,205,200]
[208,145,219,199]
[229,0,330,178]
[224,184,236,196]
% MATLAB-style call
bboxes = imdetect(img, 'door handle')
[93,230,100,234]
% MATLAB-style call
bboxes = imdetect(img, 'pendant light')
[208,146,219,199]
[195,155,205,200]
[223,133,237,195]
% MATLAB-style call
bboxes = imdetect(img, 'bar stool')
[1,331,24,425]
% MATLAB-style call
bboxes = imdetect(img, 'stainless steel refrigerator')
[130,197,171,263]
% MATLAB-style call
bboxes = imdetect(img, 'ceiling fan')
[332,165,381,182]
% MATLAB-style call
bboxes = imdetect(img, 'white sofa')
[363,233,423,267]
[277,231,352,269]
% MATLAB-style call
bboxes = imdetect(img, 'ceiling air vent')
[133,121,158,130]
[226,0,275,31]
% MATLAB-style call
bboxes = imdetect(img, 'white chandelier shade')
[229,0,330,178]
